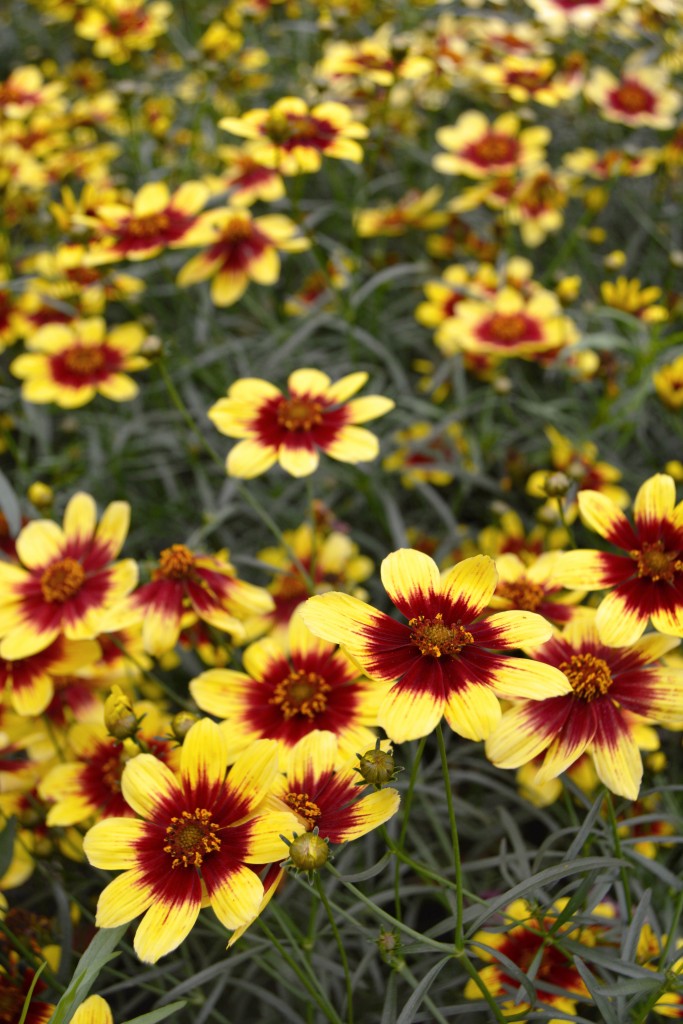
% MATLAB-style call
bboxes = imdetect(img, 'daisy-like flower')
[215,144,286,206]
[116,544,274,657]
[9,318,150,408]
[489,552,586,625]
[190,611,383,765]
[433,111,550,181]
[485,616,683,799]
[301,550,570,743]
[354,186,446,238]
[653,354,683,410]
[218,97,368,176]
[176,207,308,307]
[74,0,173,65]
[557,473,683,645]
[562,146,660,181]
[39,701,178,826]
[584,63,681,130]
[0,635,100,717]
[273,731,399,844]
[79,180,210,264]
[208,368,394,479]
[0,492,137,659]
[465,898,612,1020]
[601,277,669,323]
[383,421,473,488]
[504,167,571,248]
[83,719,297,962]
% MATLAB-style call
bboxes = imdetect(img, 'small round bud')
[104,685,138,741]
[543,472,571,498]
[27,481,53,509]
[140,334,164,359]
[172,710,199,741]
[492,375,512,396]
[289,831,329,873]
[358,748,396,787]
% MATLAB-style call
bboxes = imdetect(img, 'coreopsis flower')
[302,549,570,743]
[74,0,173,64]
[585,63,681,130]
[476,55,582,107]
[10,318,150,408]
[0,65,65,119]
[653,354,683,409]
[601,277,669,323]
[0,636,100,717]
[433,111,550,180]
[489,552,586,625]
[256,522,373,637]
[273,731,399,843]
[39,701,178,826]
[0,958,54,1024]
[558,473,683,645]
[117,544,274,657]
[79,181,210,264]
[465,898,613,1020]
[523,0,620,32]
[477,510,549,566]
[562,146,660,180]
[354,186,446,237]
[383,421,474,488]
[190,611,383,764]
[208,368,394,478]
[436,285,579,361]
[71,995,114,1024]
[83,719,298,962]
[0,492,137,659]
[218,97,368,175]
[504,167,571,248]
[486,616,683,799]
[176,207,308,307]
[21,244,145,315]
[216,144,286,206]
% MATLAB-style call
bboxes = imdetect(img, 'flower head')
[434,111,550,180]
[208,369,394,478]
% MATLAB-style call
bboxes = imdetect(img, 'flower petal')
[443,682,501,741]
[95,869,155,929]
[381,549,441,618]
[122,753,182,820]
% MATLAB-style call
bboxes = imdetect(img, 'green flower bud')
[104,685,138,741]
[172,711,199,742]
[288,830,329,873]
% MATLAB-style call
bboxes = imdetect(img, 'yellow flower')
[654,355,683,409]
[75,0,173,65]
[601,277,669,323]
[434,111,550,180]
[585,62,681,130]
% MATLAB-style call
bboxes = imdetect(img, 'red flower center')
[101,753,123,793]
[158,544,195,580]
[277,397,324,432]
[611,81,654,115]
[163,808,221,869]
[125,212,171,238]
[40,557,86,603]
[559,652,612,701]
[631,540,682,583]
[484,312,530,342]
[285,791,322,829]
[496,579,545,611]
[469,133,518,165]
[62,346,106,376]
[409,613,474,658]
[270,669,331,720]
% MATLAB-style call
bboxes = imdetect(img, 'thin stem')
[459,954,507,1024]
[236,484,315,593]
[603,788,632,921]
[394,735,427,920]
[316,875,353,1024]
[257,918,344,1024]
[435,722,464,952]
[157,359,223,469]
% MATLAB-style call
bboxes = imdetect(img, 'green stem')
[393,736,427,921]
[603,788,632,921]
[257,918,344,1024]
[435,723,464,952]
[555,497,576,548]
[316,875,353,1024]
[157,359,223,469]
[236,483,315,593]
[459,954,507,1023]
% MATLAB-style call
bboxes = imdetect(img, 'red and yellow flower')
[74,0,173,65]
[489,552,586,625]
[83,719,297,962]
[10,318,150,408]
[433,111,550,180]
[653,354,683,409]
[219,97,368,175]
[557,473,683,645]
[177,207,308,307]
[0,492,137,659]
[584,63,681,130]
[215,143,286,206]
[302,549,570,743]
[208,368,394,478]
[0,635,100,717]
[485,616,683,799]
[190,611,383,765]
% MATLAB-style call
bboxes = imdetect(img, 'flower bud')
[358,747,398,788]
[104,685,138,741]
[289,830,329,873]
[172,710,199,741]
[140,334,164,359]
[543,472,571,498]
[27,481,53,509]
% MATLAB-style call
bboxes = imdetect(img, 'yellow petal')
[225,738,280,816]
[441,555,497,619]
[206,862,264,930]
[443,683,501,741]
[491,657,572,699]
[379,684,444,743]
[345,395,395,424]
[134,892,201,963]
[300,592,385,648]
[181,717,230,792]
[381,548,440,611]
[278,445,320,477]
[227,439,278,478]
[15,519,65,570]
[83,817,148,869]
[121,752,182,819]
[287,368,332,398]
[633,473,675,528]
[325,425,379,464]
[595,590,649,646]
[94,500,130,558]
[287,730,337,790]
[95,869,155,928]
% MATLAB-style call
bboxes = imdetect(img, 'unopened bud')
[492,375,512,396]
[543,472,571,498]
[104,685,138,741]
[358,747,398,788]
[140,334,164,359]
[27,481,53,509]
[172,710,199,741]
[289,830,329,873]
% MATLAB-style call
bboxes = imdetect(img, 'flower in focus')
[433,111,550,180]
[10,318,150,408]
[302,549,570,743]
[83,719,297,962]
[117,544,274,657]
[486,616,683,799]
[177,207,308,307]
[653,354,683,409]
[208,368,394,478]
[190,610,383,764]
[219,97,368,175]
[0,492,137,658]
[273,731,400,844]
[557,473,683,645]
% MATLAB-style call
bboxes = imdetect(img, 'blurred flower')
[601,277,669,323]
[434,111,550,180]
[0,636,100,717]
[585,61,681,129]
[302,549,569,743]
[75,0,173,64]
[653,355,683,409]
[489,552,586,624]
[383,421,473,488]
[208,368,394,478]
[355,186,446,237]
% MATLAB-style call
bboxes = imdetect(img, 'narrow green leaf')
[0,816,17,879]
[396,957,451,1024]
[19,962,47,1024]
[48,925,127,1024]
[120,1000,187,1024]
[0,468,21,536]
